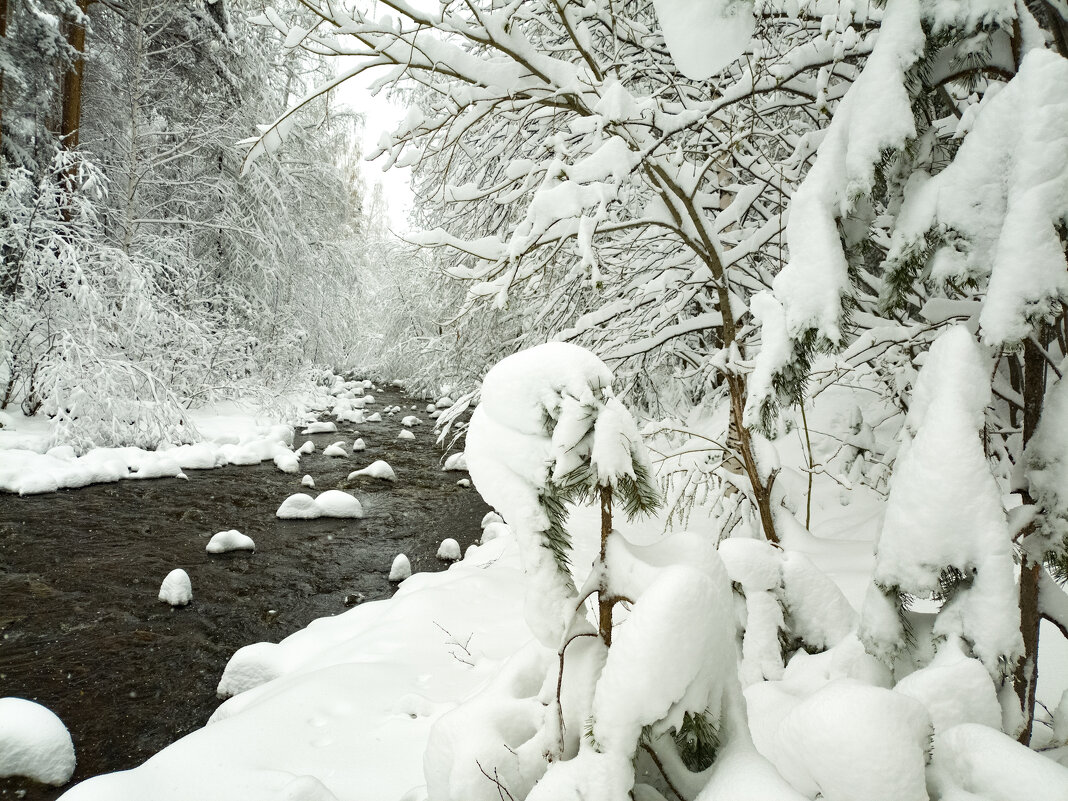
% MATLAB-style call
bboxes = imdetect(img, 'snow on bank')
[0,404,305,495]
[58,533,529,801]
[0,698,77,786]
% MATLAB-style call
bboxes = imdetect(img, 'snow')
[400,416,421,427]
[651,0,755,81]
[323,441,348,457]
[302,422,337,435]
[436,539,461,561]
[0,406,302,495]
[750,0,926,407]
[0,697,77,785]
[893,638,1001,734]
[442,453,467,472]
[351,438,367,451]
[388,554,411,582]
[930,723,1068,800]
[758,679,931,801]
[366,413,383,423]
[159,569,193,606]
[348,460,397,482]
[865,327,1022,673]
[298,441,315,455]
[886,49,1068,346]
[276,491,364,519]
[435,397,453,409]
[397,430,416,441]
[206,529,256,554]
[301,474,315,488]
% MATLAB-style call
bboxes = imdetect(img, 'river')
[0,388,488,800]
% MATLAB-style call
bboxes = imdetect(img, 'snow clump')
[0,698,76,785]
[398,430,415,441]
[348,460,397,482]
[442,452,468,472]
[206,530,255,554]
[389,554,411,582]
[301,474,314,488]
[159,569,192,606]
[276,491,364,519]
[366,412,383,423]
[401,416,421,427]
[437,539,461,561]
[323,441,347,458]
[301,421,337,435]
[352,438,366,451]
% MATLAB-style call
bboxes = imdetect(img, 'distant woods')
[0,0,383,448]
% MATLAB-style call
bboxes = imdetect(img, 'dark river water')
[0,388,487,800]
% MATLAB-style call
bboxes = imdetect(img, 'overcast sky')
[334,60,415,232]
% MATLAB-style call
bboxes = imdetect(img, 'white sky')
[334,61,416,232]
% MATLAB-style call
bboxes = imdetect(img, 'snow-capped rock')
[0,698,76,785]
[436,396,454,408]
[348,460,397,481]
[398,430,416,441]
[443,453,468,472]
[276,493,320,519]
[277,491,363,519]
[206,530,256,554]
[366,412,383,423]
[323,441,347,458]
[352,438,367,451]
[301,474,315,488]
[316,490,364,518]
[297,441,315,455]
[301,421,337,435]
[389,554,411,582]
[401,416,422,427]
[437,539,461,561]
[159,569,192,606]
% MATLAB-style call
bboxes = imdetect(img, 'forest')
[1,1,1068,801]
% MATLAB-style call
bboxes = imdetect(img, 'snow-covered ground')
[0,400,311,494]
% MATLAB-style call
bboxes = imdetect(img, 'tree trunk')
[1015,328,1049,744]
[60,0,90,150]
[0,0,8,157]
[598,485,614,647]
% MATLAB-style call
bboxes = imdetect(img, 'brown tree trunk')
[598,485,614,647]
[1015,328,1049,744]
[60,0,90,150]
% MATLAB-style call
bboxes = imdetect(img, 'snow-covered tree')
[749,0,1068,742]
[242,0,893,545]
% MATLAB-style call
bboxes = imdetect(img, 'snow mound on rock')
[397,430,415,441]
[348,461,396,482]
[442,453,468,472]
[389,554,411,582]
[351,438,366,451]
[400,416,421,427]
[206,530,256,554]
[0,697,76,785]
[437,539,461,561]
[366,412,383,423]
[301,474,315,488]
[276,491,364,519]
[159,569,192,606]
[301,422,337,435]
[323,442,347,458]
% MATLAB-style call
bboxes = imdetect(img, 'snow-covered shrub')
[860,328,1022,702]
[431,344,768,799]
